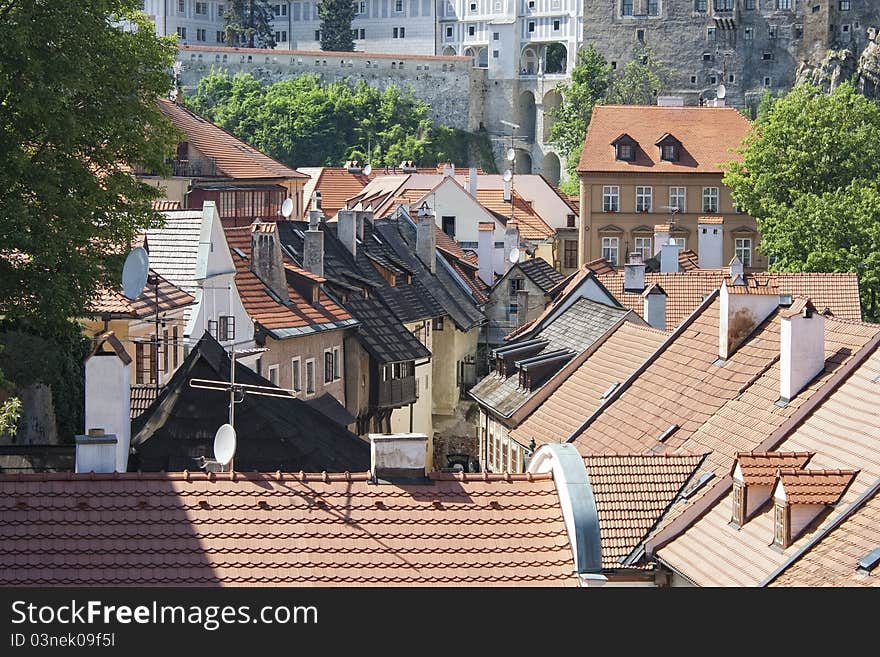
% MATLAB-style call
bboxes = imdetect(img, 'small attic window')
[656,134,681,162]
[613,134,637,162]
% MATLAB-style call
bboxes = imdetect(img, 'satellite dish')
[213,423,237,467]
[502,169,513,182]
[717,84,726,99]
[121,246,149,301]
[506,148,516,162]
[508,247,521,264]
[363,163,372,176]
[281,197,294,218]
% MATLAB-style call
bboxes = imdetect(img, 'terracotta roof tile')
[181,43,471,63]
[736,452,813,485]
[678,249,701,271]
[475,189,554,240]
[698,216,725,225]
[0,471,576,586]
[90,270,194,318]
[298,167,371,219]
[577,105,752,174]
[157,99,306,180]
[778,469,858,505]
[152,200,181,211]
[585,257,616,275]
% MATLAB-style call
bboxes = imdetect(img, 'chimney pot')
[624,253,646,292]
[250,222,289,301]
[415,204,436,274]
[780,299,825,403]
[337,209,357,257]
[75,431,119,474]
[370,433,429,480]
[478,223,494,286]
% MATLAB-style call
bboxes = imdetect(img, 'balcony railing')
[132,157,219,178]
[375,375,417,409]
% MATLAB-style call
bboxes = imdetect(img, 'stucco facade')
[431,320,479,416]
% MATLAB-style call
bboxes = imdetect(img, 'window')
[507,303,519,320]
[207,319,218,339]
[291,357,301,393]
[762,51,773,61]
[273,3,287,15]
[393,26,405,38]
[745,0,755,7]
[764,76,772,87]
[566,214,576,228]
[395,0,403,10]
[493,32,499,40]
[702,52,712,61]
[528,21,535,32]
[305,359,315,395]
[714,0,733,8]
[314,30,321,40]
[359,1,366,12]
[602,186,619,212]
[196,28,206,41]
[669,236,686,250]
[218,315,235,342]
[172,326,179,370]
[776,0,791,8]
[731,482,745,527]
[176,26,187,39]
[267,364,279,386]
[709,75,717,85]
[647,0,658,14]
[216,30,224,42]
[636,28,645,43]
[469,1,476,9]
[661,143,677,161]
[493,50,499,58]
[621,0,633,16]
[707,27,716,41]
[702,187,719,213]
[446,26,453,38]
[669,186,686,212]
[564,240,578,269]
[744,27,753,40]
[773,502,789,549]
[509,278,524,295]
[468,25,475,36]
[528,0,535,7]
[135,341,157,385]
[842,24,850,33]
[634,236,652,261]
[442,215,455,236]
[433,316,445,331]
[694,0,707,10]
[324,350,334,384]
[768,25,777,38]
[728,73,735,83]
[163,329,169,374]
[690,75,697,84]
[553,19,560,31]
[616,142,634,161]
[839,0,851,8]
[735,238,752,267]
[178,0,185,12]
[635,186,653,212]
[333,346,341,379]
[195,1,208,14]
[602,237,619,266]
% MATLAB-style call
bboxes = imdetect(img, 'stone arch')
[477,47,488,68]
[544,43,567,74]
[542,152,561,185]
[542,89,562,138]
[515,150,532,174]
[464,46,479,68]
[442,45,456,56]
[517,91,537,142]
[520,47,538,75]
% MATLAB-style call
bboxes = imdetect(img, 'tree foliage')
[319,0,357,52]
[723,82,880,320]
[0,1,180,334]
[223,0,276,48]
[548,45,667,193]
[186,71,496,170]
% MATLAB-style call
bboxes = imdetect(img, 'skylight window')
[857,547,880,574]
[680,472,715,500]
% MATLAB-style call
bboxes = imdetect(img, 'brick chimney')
[624,252,646,292]
[303,209,324,278]
[415,203,436,274]
[337,209,357,258]
[653,224,670,256]
[370,433,429,480]
[504,221,519,272]
[698,217,724,269]
[779,298,825,404]
[478,222,494,286]
[83,332,131,472]
[250,221,288,301]
[719,277,779,360]
[642,283,667,330]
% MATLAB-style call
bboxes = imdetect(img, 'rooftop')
[89,269,194,319]
[516,257,566,293]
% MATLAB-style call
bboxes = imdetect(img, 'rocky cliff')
[795,27,880,100]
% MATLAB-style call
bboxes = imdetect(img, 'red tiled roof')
[584,453,705,569]
[510,322,667,448]
[577,105,752,174]
[181,43,471,63]
[90,270,194,318]
[152,200,181,211]
[157,99,306,180]
[299,167,370,219]
[736,452,813,486]
[0,470,577,586]
[476,189,554,240]
[594,271,863,330]
[678,249,700,271]
[777,469,858,505]
[585,257,616,275]
[224,226,352,331]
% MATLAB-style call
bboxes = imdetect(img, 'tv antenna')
[281,197,294,219]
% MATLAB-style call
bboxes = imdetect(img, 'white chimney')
[653,224,670,256]
[729,256,744,280]
[624,253,646,292]
[370,433,428,479]
[779,299,825,403]
[478,222,494,286]
[337,209,357,257]
[468,166,478,196]
[698,218,724,269]
[503,176,512,202]
[415,203,436,274]
[719,278,780,360]
[442,162,455,178]
[657,96,685,106]
[84,332,131,472]
[504,221,520,272]
[660,241,681,273]
[75,428,118,474]
[642,283,667,330]
[251,222,288,301]
[304,210,324,278]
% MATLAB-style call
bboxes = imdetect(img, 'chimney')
[415,203,436,274]
[354,210,367,241]
[653,224,670,256]
[697,217,724,269]
[504,221,520,272]
[400,160,417,173]
[75,428,118,474]
[729,255,744,280]
[503,176,512,202]
[468,166,478,196]
[84,332,131,472]
[719,277,780,360]
[337,209,357,257]
[779,298,825,404]
[516,288,530,327]
[345,159,362,173]
[370,433,429,480]
[660,241,681,273]
[250,222,288,301]
[478,222,494,286]
[442,162,455,178]
[624,253,646,292]
[642,283,667,330]
[303,213,324,279]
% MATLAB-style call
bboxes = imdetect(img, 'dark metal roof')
[344,295,431,364]
[516,257,566,293]
[130,332,370,472]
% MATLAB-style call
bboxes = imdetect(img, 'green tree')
[319,0,357,52]
[723,82,880,320]
[0,1,180,334]
[224,0,276,48]
[0,355,20,437]
[604,48,666,106]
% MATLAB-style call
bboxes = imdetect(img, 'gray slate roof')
[469,298,630,418]
[517,257,565,293]
[143,210,203,325]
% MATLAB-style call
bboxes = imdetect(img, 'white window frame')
[735,237,752,267]
[324,349,334,384]
[702,186,719,213]
[634,236,653,261]
[394,0,403,11]
[267,364,280,386]
[602,185,619,212]
[359,1,367,13]
[305,358,316,397]
[669,186,686,212]
[291,357,301,394]
[635,186,653,212]
[669,236,686,250]
[602,236,619,266]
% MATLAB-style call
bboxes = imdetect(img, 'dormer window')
[612,134,637,162]
[655,133,681,162]
[731,480,745,527]
[773,499,790,549]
